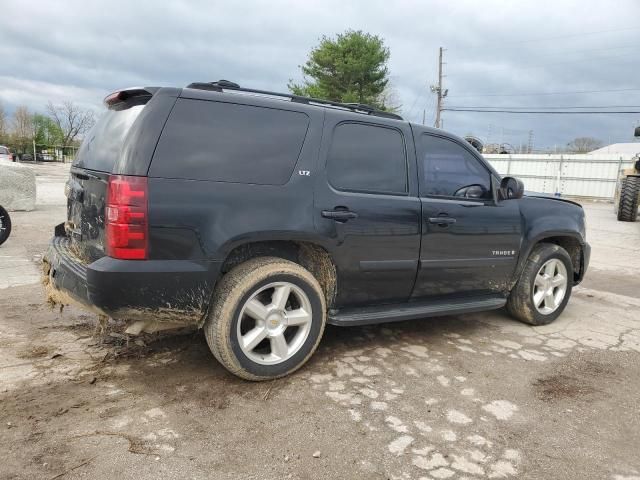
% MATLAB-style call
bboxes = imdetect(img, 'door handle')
[322,209,358,222]
[428,217,456,225]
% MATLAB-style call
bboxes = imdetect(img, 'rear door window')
[73,106,144,172]
[326,122,407,195]
[150,99,310,185]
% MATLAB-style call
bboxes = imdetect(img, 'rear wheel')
[617,176,639,222]
[0,206,11,246]
[507,243,573,326]
[204,257,326,381]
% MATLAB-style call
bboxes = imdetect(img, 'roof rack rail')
[185,80,403,120]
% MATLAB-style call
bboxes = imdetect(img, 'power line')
[447,88,640,98]
[446,51,637,77]
[455,26,638,52]
[443,108,640,114]
[445,105,640,110]
[450,43,637,62]
[406,81,429,118]
[419,93,437,125]
[508,43,636,60]
[507,26,638,45]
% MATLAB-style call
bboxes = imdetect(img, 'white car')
[0,145,12,162]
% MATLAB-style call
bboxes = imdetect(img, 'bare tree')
[46,101,95,146]
[0,102,7,144]
[566,137,603,153]
[12,106,34,153]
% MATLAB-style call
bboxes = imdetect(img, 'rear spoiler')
[104,87,159,110]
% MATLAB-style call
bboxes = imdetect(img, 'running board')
[328,296,506,326]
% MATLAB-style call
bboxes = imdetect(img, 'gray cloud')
[1,0,638,148]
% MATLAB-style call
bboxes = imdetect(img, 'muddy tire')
[617,176,639,222]
[204,257,326,381]
[0,206,11,246]
[507,243,573,326]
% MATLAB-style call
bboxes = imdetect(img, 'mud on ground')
[1,163,639,480]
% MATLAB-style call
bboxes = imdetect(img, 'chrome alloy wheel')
[236,282,313,365]
[533,258,568,315]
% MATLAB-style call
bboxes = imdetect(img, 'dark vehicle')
[20,153,33,162]
[44,81,590,380]
[0,205,11,246]
[36,152,55,162]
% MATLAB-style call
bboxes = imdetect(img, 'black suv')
[44,81,590,380]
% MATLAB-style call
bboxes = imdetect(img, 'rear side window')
[420,134,491,199]
[327,122,407,195]
[150,99,309,185]
[0,147,8,154]
[74,106,144,172]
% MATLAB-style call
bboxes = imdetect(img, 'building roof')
[589,143,640,155]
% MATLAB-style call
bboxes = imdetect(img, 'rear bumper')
[44,235,221,325]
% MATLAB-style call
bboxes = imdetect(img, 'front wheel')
[507,243,573,326]
[0,206,11,246]
[204,257,326,381]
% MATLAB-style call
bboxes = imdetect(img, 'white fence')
[483,153,635,200]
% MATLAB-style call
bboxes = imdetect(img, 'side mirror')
[499,176,524,200]
[635,126,640,137]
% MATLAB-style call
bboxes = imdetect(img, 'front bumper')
[43,235,222,325]
[575,241,591,284]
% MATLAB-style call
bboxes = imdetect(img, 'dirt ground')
[1,162,640,480]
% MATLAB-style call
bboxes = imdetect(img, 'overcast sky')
[1,0,639,149]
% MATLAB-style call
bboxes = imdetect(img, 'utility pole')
[422,109,426,125]
[431,47,447,128]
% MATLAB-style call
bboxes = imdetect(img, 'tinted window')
[0,147,8,154]
[73,105,144,172]
[150,99,309,185]
[420,134,491,198]
[327,123,407,194]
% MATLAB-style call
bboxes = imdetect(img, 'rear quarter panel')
[146,101,325,263]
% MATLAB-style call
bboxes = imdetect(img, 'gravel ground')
[1,162,639,480]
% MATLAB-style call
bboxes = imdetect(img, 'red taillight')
[106,175,148,260]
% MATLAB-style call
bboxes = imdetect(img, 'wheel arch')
[537,235,583,281]
[514,232,586,287]
[219,239,337,309]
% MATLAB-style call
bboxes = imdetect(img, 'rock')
[0,160,36,211]
[312,450,321,458]
[284,455,290,462]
